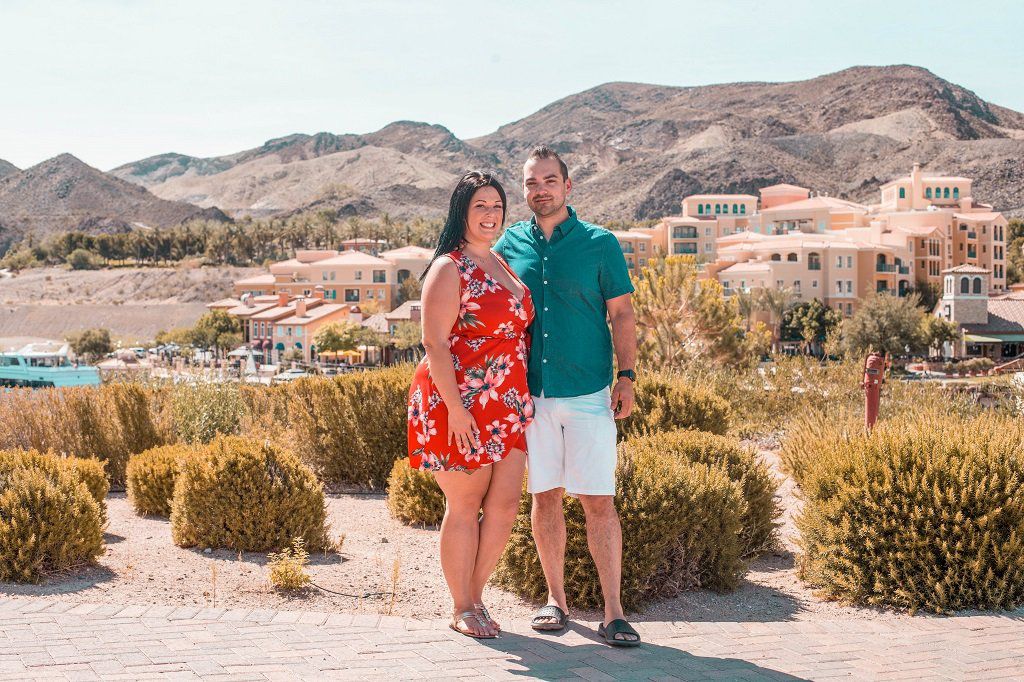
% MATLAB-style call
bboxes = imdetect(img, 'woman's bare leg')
[470,448,527,628]
[434,466,495,637]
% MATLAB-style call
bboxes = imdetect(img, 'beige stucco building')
[615,165,1009,317]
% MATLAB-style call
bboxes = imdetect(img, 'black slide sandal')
[530,605,568,631]
[598,619,641,647]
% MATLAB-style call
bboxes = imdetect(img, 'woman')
[407,171,534,639]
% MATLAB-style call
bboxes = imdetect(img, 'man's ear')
[565,178,572,196]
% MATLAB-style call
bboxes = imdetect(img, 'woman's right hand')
[448,406,481,456]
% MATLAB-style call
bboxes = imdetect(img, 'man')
[494,146,640,647]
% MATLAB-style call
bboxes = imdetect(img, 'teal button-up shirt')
[494,206,634,398]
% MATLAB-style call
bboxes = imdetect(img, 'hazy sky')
[2,0,1022,171]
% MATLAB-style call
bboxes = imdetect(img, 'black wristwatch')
[616,369,636,382]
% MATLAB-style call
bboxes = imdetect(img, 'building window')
[776,280,784,288]
[345,289,360,302]
[926,188,932,199]
[366,290,374,300]
[899,187,906,199]
[836,281,843,294]
[378,288,385,298]
[846,280,853,293]
[846,303,852,315]
[705,227,711,237]
[973,277,982,294]
[286,327,292,336]
[808,253,821,271]
[953,187,960,200]
[944,187,950,198]
[787,253,797,262]
[355,271,363,280]
[847,256,853,268]
[697,204,703,215]
[836,255,843,268]
[771,253,782,261]
[704,243,712,252]
[673,243,697,254]
[639,242,646,253]
[812,280,818,288]
[794,280,801,292]
[715,204,721,214]
[373,270,386,283]
[705,203,711,214]
[322,272,328,281]
[960,277,969,294]
[732,203,738,214]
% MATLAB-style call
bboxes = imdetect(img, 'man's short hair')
[527,145,568,180]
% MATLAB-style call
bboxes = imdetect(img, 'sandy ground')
[0,265,260,342]
[0,442,944,627]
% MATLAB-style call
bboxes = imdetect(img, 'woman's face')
[463,185,504,246]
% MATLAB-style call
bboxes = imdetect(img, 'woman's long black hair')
[421,171,507,280]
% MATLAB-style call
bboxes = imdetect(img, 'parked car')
[272,368,310,382]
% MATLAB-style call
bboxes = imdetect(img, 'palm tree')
[756,287,796,353]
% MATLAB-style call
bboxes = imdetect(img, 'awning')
[275,342,285,351]
[964,334,1002,343]
[261,339,271,349]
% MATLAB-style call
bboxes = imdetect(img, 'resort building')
[230,245,432,313]
[935,267,1024,361]
[626,164,1010,316]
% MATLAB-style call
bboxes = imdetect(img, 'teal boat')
[0,343,101,388]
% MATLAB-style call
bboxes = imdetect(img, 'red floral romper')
[407,250,535,472]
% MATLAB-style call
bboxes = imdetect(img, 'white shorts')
[525,387,618,497]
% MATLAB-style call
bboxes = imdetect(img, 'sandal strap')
[531,605,567,623]
[604,618,640,640]
[473,603,493,620]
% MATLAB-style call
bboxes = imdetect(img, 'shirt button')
[543,280,548,284]
[543,257,548,261]
[543,307,548,311]
[543,333,548,338]
[542,359,547,363]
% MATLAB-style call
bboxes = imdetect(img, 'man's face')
[523,157,571,218]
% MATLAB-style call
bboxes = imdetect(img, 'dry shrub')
[618,371,730,439]
[170,436,331,552]
[635,430,779,557]
[0,456,104,583]
[126,444,198,517]
[0,449,108,523]
[796,411,1024,613]
[284,365,415,488]
[494,432,746,610]
[0,384,166,486]
[386,458,445,526]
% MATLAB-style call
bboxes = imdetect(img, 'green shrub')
[635,430,779,557]
[494,433,746,610]
[619,371,730,439]
[267,537,312,590]
[386,458,445,526]
[170,436,331,552]
[0,465,104,583]
[796,412,1024,613]
[126,444,198,517]
[780,406,863,488]
[284,366,415,488]
[171,381,244,444]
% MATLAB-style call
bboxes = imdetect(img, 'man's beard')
[529,196,565,217]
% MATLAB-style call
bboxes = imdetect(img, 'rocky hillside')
[0,154,227,251]
[0,159,17,179]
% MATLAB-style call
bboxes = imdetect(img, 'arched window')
[787,253,798,262]
[925,188,932,199]
[732,203,738,214]
[740,204,746,214]
[697,203,703,215]
[953,187,960,200]
[705,203,711,214]
[943,187,950,199]
[960,277,970,294]
[715,204,721,214]
[973,277,982,294]
[770,253,781,261]
[899,187,906,199]
[808,252,821,270]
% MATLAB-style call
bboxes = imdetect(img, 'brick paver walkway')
[0,597,1021,680]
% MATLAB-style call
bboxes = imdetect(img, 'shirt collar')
[531,205,578,239]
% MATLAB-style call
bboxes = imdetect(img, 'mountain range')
[3,64,1023,252]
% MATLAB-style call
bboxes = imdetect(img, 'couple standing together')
[405,146,640,646]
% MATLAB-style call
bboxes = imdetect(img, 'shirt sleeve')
[598,232,635,300]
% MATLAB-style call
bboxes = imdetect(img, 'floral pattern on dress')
[407,250,535,472]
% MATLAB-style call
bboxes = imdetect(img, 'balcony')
[898,266,911,274]
[672,227,698,239]
[967,231,977,240]
[808,263,821,271]
[875,264,897,273]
